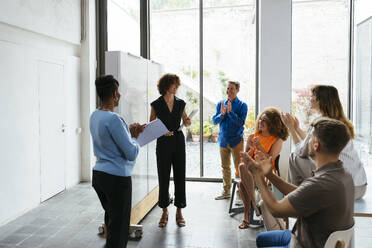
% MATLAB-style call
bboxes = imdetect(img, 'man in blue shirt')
[212,81,248,200]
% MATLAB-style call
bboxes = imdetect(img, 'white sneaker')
[215,191,231,200]
[235,193,243,206]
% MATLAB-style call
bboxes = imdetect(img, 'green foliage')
[189,120,218,136]
[245,107,256,134]
[151,0,197,11]
[181,66,198,79]
[186,90,198,105]
[213,48,221,61]
[217,70,229,98]
[203,70,211,78]
[181,67,210,80]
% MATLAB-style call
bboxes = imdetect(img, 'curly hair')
[157,73,181,96]
[311,85,355,139]
[255,107,289,141]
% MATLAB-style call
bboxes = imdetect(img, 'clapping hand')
[240,150,273,177]
[246,135,255,152]
[252,136,260,147]
[281,112,295,129]
[221,102,227,115]
[293,116,300,130]
[227,101,232,114]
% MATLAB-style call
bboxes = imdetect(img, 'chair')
[324,225,354,248]
[229,178,263,225]
[229,156,282,226]
[271,155,289,229]
[229,178,244,214]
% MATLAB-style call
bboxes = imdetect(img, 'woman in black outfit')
[150,73,191,228]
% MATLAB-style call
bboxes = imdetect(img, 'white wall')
[259,0,292,178]
[80,0,96,182]
[0,0,86,225]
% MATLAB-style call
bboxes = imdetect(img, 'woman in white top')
[282,85,367,200]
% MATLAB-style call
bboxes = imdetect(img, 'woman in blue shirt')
[90,75,144,248]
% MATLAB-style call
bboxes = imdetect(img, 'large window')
[292,0,350,127]
[107,0,140,55]
[203,0,256,178]
[353,0,372,165]
[150,0,256,178]
[150,1,200,177]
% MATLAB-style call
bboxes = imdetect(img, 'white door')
[39,60,66,202]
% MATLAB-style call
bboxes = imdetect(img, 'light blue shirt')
[90,110,139,177]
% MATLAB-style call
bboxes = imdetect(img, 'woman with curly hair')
[238,107,289,229]
[150,73,191,228]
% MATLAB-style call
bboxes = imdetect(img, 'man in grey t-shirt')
[241,117,354,248]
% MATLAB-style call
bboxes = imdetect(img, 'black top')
[151,96,186,132]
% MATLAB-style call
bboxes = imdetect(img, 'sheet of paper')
[178,109,198,131]
[137,119,169,147]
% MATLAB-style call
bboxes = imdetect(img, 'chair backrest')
[272,155,283,200]
[324,225,354,248]
[274,155,280,176]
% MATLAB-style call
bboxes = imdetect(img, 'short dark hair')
[157,73,180,96]
[95,75,119,102]
[228,81,240,90]
[311,117,351,155]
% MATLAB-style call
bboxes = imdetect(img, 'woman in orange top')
[238,107,288,229]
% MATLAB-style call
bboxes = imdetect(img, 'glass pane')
[203,0,256,178]
[150,0,200,177]
[148,61,164,191]
[292,0,350,127]
[107,0,140,55]
[353,0,372,165]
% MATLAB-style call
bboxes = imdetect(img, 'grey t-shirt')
[288,160,354,248]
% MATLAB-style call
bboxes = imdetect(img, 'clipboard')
[178,109,198,131]
[137,119,169,147]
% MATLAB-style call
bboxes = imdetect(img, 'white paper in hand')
[178,109,198,131]
[137,119,169,147]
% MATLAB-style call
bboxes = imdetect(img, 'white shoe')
[235,193,243,206]
[215,191,231,200]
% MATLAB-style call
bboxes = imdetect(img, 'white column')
[259,0,292,178]
[80,0,96,182]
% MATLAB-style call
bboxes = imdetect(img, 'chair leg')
[249,202,262,226]
[229,181,236,214]
[285,217,289,229]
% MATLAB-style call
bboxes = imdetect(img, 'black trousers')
[92,170,132,248]
[156,132,186,208]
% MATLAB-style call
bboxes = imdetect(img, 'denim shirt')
[212,97,248,148]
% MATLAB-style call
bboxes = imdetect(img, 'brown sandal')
[238,220,250,229]
[158,212,168,228]
[176,214,186,227]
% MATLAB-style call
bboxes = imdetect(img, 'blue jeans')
[256,230,292,248]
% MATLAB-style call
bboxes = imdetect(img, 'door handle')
[61,124,67,133]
